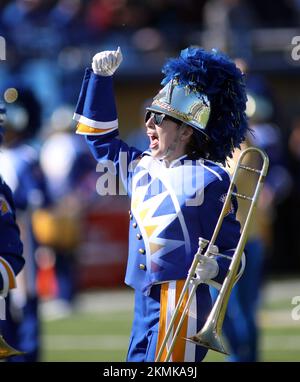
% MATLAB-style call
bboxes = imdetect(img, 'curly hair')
[161,47,249,164]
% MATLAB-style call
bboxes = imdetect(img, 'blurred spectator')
[49,0,87,43]
[1,0,62,60]
[282,116,300,271]
[0,0,298,122]
[288,116,300,191]
[37,106,97,311]
[0,0,65,118]
[210,60,292,362]
[203,0,257,59]
[250,0,299,27]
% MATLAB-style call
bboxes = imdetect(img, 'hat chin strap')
[161,142,177,161]
[160,124,183,162]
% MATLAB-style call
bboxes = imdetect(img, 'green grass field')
[40,279,300,362]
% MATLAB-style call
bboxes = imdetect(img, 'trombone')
[0,271,24,359]
[0,330,24,359]
[155,146,269,362]
[0,292,25,359]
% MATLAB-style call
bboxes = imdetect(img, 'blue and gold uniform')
[0,177,24,316]
[0,88,49,362]
[0,103,24,320]
[73,62,246,361]
[0,144,49,362]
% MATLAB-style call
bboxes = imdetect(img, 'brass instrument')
[0,268,24,359]
[0,331,24,359]
[155,147,269,362]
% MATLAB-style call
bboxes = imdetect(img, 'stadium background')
[0,0,299,362]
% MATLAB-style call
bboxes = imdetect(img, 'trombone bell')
[186,325,229,355]
[0,335,24,359]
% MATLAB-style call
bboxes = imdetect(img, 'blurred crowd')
[0,0,299,362]
[0,0,300,116]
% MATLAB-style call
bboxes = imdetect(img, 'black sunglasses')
[145,111,178,126]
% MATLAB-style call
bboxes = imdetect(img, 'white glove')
[195,255,219,283]
[92,47,123,76]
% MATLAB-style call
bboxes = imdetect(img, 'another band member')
[0,102,24,345]
[0,88,49,361]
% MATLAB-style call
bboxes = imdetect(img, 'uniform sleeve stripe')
[76,123,118,136]
[73,113,118,129]
[0,258,16,289]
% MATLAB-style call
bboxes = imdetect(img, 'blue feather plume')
[161,47,249,163]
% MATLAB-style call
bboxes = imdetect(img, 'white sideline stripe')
[43,334,300,351]
[259,310,300,328]
[262,335,300,351]
[263,279,300,302]
[44,335,129,351]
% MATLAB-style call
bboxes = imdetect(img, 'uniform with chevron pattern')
[73,70,242,362]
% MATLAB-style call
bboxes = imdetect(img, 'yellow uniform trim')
[0,258,16,289]
[173,280,189,362]
[155,283,168,361]
[156,281,189,362]
[76,122,115,135]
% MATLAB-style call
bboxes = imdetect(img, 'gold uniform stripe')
[155,283,168,362]
[156,281,189,362]
[76,122,114,135]
[172,280,189,362]
[0,258,16,289]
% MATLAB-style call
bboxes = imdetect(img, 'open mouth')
[148,134,159,149]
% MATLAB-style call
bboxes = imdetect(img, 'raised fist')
[92,47,123,76]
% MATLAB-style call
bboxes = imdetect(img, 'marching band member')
[0,88,49,362]
[0,103,24,352]
[73,46,248,362]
